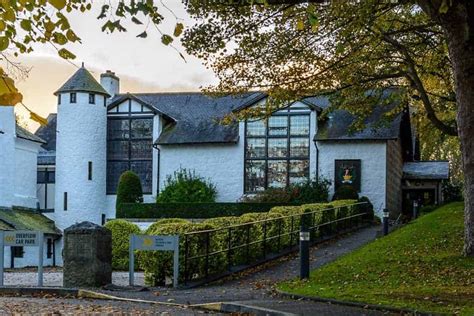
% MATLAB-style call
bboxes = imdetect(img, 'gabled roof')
[35,114,57,152]
[16,125,45,144]
[403,161,449,180]
[315,106,404,141]
[54,66,110,97]
[231,93,327,113]
[109,92,263,145]
[0,208,61,235]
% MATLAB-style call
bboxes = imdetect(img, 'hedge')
[104,219,141,271]
[117,202,299,219]
[137,199,370,286]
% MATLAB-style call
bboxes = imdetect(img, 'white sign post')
[129,234,179,288]
[0,230,44,286]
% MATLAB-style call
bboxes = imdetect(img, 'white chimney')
[100,70,120,98]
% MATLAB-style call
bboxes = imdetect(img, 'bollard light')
[383,209,389,236]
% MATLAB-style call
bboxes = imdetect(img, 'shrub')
[442,180,463,202]
[104,219,141,270]
[303,203,335,237]
[116,171,143,211]
[357,196,374,222]
[146,218,190,233]
[117,202,298,219]
[290,179,331,204]
[332,185,359,201]
[138,222,226,286]
[242,178,331,204]
[157,168,217,203]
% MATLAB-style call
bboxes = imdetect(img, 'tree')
[180,0,473,256]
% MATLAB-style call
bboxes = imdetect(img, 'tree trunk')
[440,3,474,256]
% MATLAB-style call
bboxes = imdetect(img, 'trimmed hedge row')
[117,202,300,219]
[108,199,374,286]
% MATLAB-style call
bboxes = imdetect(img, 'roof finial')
[81,62,85,68]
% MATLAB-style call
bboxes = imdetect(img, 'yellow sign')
[143,237,153,247]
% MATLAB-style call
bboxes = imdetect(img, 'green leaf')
[66,29,79,42]
[296,20,305,31]
[53,32,67,45]
[20,19,32,31]
[173,23,184,37]
[131,17,143,25]
[439,0,449,14]
[97,5,109,19]
[161,34,173,45]
[48,0,66,11]
[58,48,76,60]
[0,37,10,51]
[0,20,5,32]
[136,31,147,38]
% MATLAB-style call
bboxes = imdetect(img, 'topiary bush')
[116,171,143,211]
[104,219,141,270]
[145,218,190,233]
[332,185,359,201]
[157,168,217,203]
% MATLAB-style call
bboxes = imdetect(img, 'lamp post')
[383,209,389,236]
[300,213,310,280]
[413,200,419,219]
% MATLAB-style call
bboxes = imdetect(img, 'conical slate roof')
[54,66,110,97]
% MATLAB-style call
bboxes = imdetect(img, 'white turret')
[0,106,16,209]
[100,70,120,99]
[53,65,110,230]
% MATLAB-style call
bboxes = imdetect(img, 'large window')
[107,117,153,194]
[244,110,311,193]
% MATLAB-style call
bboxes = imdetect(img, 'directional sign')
[129,234,179,288]
[0,231,44,286]
[3,231,40,247]
[132,235,178,251]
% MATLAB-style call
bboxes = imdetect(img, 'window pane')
[130,140,153,160]
[246,138,266,158]
[290,138,309,157]
[290,115,310,135]
[246,120,266,136]
[107,141,129,160]
[37,171,46,184]
[131,161,153,193]
[47,171,55,183]
[107,161,129,194]
[289,160,309,185]
[268,116,288,136]
[268,160,287,188]
[108,119,130,139]
[245,160,266,192]
[131,119,153,138]
[268,138,288,158]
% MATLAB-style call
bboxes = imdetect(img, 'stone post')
[63,221,112,287]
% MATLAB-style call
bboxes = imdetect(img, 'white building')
[0,66,449,268]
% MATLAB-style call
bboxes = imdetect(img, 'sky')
[12,1,216,131]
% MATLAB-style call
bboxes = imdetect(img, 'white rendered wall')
[14,138,41,208]
[53,93,107,230]
[0,106,16,209]
[158,124,245,202]
[317,141,387,217]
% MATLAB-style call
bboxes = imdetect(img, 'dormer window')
[89,93,95,104]
[58,94,61,105]
[70,93,77,104]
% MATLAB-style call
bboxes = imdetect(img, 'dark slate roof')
[16,125,45,144]
[34,114,57,151]
[54,67,110,97]
[0,208,61,235]
[108,92,264,145]
[315,103,404,141]
[403,161,449,180]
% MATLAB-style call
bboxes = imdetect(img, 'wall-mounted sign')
[334,159,361,192]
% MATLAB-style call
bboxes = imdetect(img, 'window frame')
[70,92,76,104]
[89,93,95,104]
[244,109,311,193]
[106,114,154,194]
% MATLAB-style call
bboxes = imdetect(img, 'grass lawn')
[278,202,474,315]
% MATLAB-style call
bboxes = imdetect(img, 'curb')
[276,289,439,316]
[0,286,78,297]
[197,302,296,316]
